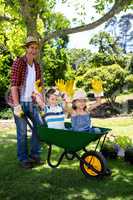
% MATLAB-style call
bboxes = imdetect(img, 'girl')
[71,90,101,133]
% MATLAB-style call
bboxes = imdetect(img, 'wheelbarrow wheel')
[80,151,107,178]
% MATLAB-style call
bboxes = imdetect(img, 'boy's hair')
[72,100,87,111]
[45,88,56,99]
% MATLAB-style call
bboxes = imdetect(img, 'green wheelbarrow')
[33,121,112,178]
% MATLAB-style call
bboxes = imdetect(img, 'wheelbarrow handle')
[21,114,34,131]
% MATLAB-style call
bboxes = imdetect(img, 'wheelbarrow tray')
[37,122,111,152]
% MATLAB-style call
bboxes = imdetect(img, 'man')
[8,36,44,169]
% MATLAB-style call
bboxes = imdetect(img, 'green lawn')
[116,93,133,103]
[0,117,133,200]
[92,117,133,139]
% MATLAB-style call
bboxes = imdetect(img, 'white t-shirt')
[20,63,36,102]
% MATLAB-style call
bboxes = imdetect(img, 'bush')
[0,53,12,100]
[42,43,68,86]
[115,135,132,149]
[125,147,133,164]
[101,135,133,159]
[0,107,13,119]
[82,64,128,104]
[101,143,118,159]
[90,52,115,67]
[125,74,133,90]
[0,75,9,99]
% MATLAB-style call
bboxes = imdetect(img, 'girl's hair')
[45,88,56,99]
[72,99,87,111]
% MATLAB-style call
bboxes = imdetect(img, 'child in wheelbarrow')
[71,89,112,176]
[33,88,68,129]
[33,87,101,133]
[71,89,101,133]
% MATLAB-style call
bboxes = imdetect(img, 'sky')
[54,0,105,50]
[54,1,133,52]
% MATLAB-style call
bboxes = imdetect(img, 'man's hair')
[45,88,56,99]
[25,42,39,48]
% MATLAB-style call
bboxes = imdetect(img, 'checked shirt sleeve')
[11,58,22,87]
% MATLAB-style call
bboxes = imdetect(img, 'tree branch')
[0,15,12,22]
[41,0,130,44]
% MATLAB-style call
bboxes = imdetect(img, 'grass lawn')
[92,117,133,139]
[0,117,133,200]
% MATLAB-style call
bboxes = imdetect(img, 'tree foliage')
[42,38,69,86]
[90,31,122,55]
[0,0,133,103]
[105,13,133,53]
[0,47,13,101]
[0,0,133,43]
[76,64,128,104]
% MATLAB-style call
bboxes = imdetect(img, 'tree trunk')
[19,0,38,37]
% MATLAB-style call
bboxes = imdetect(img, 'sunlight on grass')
[116,93,133,103]
[67,191,96,200]
[92,117,133,138]
[42,182,51,188]
[0,117,133,200]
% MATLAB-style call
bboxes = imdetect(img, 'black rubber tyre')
[80,151,107,178]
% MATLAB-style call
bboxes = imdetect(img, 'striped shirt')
[44,105,65,129]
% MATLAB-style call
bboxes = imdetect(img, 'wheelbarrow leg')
[47,144,66,168]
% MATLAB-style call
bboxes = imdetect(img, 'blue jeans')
[13,102,43,162]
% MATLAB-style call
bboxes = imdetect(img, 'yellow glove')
[65,80,75,97]
[14,104,24,117]
[55,79,66,93]
[40,110,45,117]
[35,79,43,93]
[91,79,103,93]
[55,79,75,97]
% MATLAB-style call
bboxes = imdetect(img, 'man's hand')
[14,104,24,117]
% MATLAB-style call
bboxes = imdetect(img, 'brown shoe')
[20,161,33,169]
[29,156,44,165]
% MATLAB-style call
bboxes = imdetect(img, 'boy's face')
[48,94,58,106]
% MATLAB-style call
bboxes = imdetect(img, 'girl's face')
[48,94,57,106]
[75,99,86,109]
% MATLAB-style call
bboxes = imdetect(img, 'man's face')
[26,43,39,59]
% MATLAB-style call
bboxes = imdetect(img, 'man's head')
[24,36,39,47]
[24,36,40,60]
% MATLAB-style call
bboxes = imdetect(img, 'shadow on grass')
[0,132,133,200]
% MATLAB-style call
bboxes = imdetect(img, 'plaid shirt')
[7,55,43,106]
